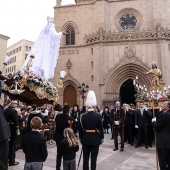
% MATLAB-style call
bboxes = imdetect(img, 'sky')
[0,0,75,47]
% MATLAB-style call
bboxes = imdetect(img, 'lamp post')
[78,83,89,106]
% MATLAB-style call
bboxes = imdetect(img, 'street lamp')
[78,83,89,106]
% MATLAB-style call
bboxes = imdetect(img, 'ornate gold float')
[134,63,170,110]
[2,55,64,106]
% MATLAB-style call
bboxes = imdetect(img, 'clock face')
[119,13,137,30]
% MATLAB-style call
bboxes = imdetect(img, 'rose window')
[119,13,137,30]
[115,9,142,32]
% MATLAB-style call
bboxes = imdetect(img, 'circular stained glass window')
[119,13,137,30]
[115,8,142,32]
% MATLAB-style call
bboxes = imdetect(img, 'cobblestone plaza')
[9,132,157,170]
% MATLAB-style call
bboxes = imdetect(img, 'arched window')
[66,26,75,45]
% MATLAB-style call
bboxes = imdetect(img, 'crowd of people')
[0,90,170,170]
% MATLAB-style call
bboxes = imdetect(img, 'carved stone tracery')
[84,28,170,44]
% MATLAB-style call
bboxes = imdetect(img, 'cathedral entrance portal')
[104,62,152,107]
[120,79,136,105]
[63,85,77,106]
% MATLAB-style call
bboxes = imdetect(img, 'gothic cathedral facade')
[53,0,170,107]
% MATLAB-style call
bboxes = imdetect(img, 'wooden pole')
[68,120,73,129]
[152,101,159,170]
[41,124,47,136]
[77,148,83,170]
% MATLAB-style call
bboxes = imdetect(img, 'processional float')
[0,17,65,106]
[134,63,170,170]
[134,63,170,112]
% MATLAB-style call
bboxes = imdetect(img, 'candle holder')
[9,81,25,95]
[133,75,170,107]
[56,71,67,88]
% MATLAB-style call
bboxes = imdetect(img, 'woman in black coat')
[71,105,80,135]
[102,106,111,133]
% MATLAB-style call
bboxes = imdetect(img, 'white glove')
[16,128,20,136]
[114,121,120,125]
[135,125,138,129]
[143,108,148,112]
[152,117,156,122]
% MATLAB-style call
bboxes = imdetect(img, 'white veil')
[22,18,62,80]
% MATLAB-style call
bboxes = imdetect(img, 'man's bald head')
[115,101,120,107]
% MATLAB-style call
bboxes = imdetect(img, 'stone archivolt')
[103,42,152,100]
[104,62,152,100]
[84,28,170,44]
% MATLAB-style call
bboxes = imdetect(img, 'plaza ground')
[9,131,157,170]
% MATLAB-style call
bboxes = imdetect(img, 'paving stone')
[9,131,157,170]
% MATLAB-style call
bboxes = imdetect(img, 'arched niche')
[60,75,81,106]
[63,85,77,106]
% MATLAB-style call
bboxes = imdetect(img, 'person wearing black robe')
[152,101,170,170]
[0,104,11,170]
[4,100,19,166]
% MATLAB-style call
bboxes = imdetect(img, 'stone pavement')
[9,132,157,170]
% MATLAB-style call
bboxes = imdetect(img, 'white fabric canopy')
[22,22,62,80]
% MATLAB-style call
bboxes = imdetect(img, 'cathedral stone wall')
[54,0,170,106]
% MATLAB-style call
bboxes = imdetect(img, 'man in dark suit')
[4,100,19,166]
[135,102,152,149]
[26,105,44,132]
[54,105,75,170]
[0,104,11,170]
[123,104,135,146]
[0,81,2,99]
[152,101,170,170]
[79,90,104,170]
[123,103,129,143]
[111,101,125,152]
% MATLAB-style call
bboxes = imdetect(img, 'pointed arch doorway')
[120,79,136,105]
[104,62,152,105]
[63,85,77,106]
